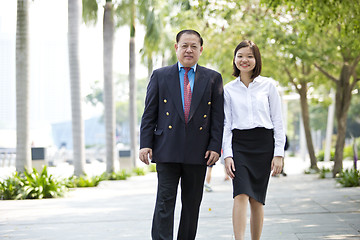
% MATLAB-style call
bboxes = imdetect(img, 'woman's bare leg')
[233,194,249,240]
[249,198,264,240]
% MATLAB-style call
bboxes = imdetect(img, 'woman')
[222,40,285,240]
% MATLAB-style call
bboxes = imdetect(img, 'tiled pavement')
[0,157,359,240]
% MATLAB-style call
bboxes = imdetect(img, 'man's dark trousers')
[151,163,207,240]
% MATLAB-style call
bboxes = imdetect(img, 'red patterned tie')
[183,67,192,123]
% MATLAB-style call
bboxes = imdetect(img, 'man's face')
[175,33,203,67]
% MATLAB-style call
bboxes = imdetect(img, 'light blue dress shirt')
[178,62,196,110]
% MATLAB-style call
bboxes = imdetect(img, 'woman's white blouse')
[222,76,285,159]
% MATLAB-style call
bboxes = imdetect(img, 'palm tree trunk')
[16,0,31,172]
[129,0,137,167]
[103,1,116,173]
[68,0,85,176]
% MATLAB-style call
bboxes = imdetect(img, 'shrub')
[66,174,102,188]
[336,168,360,187]
[343,145,354,160]
[22,166,67,199]
[316,149,335,162]
[0,166,67,200]
[148,164,157,172]
[319,167,332,179]
[0,172,25,200]
[133,167,146,176]
[101,169,131,181]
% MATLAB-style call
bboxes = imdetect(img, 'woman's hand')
[225,157,236,179]
[271,156,283,176]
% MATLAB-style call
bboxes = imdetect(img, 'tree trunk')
[147,57,153,81]
[298,82,319,170]
[129,0,137,167]
[333,64,353,176]
[68,0,85,176]
[103,1,116,173]
[16,0,31,172]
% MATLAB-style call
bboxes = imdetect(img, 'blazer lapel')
[165,64,186,123]
[188,65,208,122]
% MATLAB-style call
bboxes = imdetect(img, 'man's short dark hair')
[232,40,262,79]
[176,29,203,46]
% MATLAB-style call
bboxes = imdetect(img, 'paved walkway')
[0,158,359,240]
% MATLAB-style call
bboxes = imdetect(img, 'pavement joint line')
[350,224,360,233]
[314,200,332,213]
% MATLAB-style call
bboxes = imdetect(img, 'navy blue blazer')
[140,63,224,165]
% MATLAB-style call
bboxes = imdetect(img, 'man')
[139,29,224,240]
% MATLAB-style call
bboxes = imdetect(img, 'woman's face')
[234,46,256,74]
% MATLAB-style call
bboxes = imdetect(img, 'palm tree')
[103,1,117,172]
[82,0,167,170]
[82,0,117,173]
[119,0,166,167]
[68,0,86,176]
[16,0,31,172]
[128,0,137,167]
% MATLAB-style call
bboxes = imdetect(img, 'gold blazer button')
[166,112,170,116]
[168,125,172,129]
[164,99,167,103]
[203,115,207,118]
[199,127,203,131]
[208,101,211,105]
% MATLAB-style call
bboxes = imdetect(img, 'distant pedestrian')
[204,149,230,193]
[222,40,285,240]
[281,135,289,176]
[204,164,214,192]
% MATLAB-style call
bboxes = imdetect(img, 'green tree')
[16,0,31,172]
[262,0,360,176]
[68,0,86,176]
[261,12,327,170]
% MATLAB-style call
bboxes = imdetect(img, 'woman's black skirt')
[231,127,274,205]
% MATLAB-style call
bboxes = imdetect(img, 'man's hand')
[205,150,219,166]
[224,157,235,179]
[271,156,283,176]
[139,148,152,165]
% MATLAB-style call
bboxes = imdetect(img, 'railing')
[0,147,107,168]
[0,148,16,167]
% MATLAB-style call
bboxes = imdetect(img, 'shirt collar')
[237,75,263,85]
[252,76,262,83]
[178,62,197,72]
